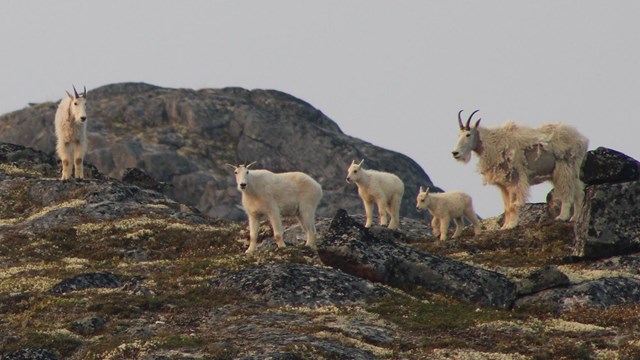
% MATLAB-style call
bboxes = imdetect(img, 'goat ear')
[351,160,356,165]
[474,118,482,128]
[458,110,464,130]
[358,159,364,166]
[425,187,430,195]
[65,91,73,100]
[225,163,237,170]
[246,161,257,168]
[419,186,424,193]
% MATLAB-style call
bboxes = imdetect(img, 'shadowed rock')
[318,209,517,308]
[0,348,59,360]
[580,147,640,185]
[515,266,571,296]
[49,272,124,294]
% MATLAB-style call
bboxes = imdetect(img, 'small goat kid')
[229,163,323,254]
[452,110,588,229]
[54,86,88,180]
[346,159,404,230]
[416,187,481,240]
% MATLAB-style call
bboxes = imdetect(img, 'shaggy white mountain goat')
[416,186,481,241]
[228,162,323,254]
[452,110,589,229]
[346,159,404,230]
[54,86,88,180]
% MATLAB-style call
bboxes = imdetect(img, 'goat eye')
[74,102,78,106]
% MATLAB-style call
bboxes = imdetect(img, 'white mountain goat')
[346,159,404,230]
[416,186,481,241]
[452,110,589,229]
[54,86,88,180]
[228,162,323,254]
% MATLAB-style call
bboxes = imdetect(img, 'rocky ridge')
[0,83,440,221]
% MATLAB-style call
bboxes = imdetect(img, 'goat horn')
[72,85,79,99]
[246,161,257,168]
[83,86,87,98]
[466,109,480,129]
[458,110,464,130]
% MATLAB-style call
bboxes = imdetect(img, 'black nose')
[80,116,87,121]
[452,151,459,157]
[240,183,246,189]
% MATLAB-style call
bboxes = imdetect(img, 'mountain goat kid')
[452,110,589,229]
[54,86,88,180]
[416,187,481,241]
[228,163,323,255]
[346,159,404,230]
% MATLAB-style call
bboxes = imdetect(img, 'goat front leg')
[363,200,374,228]
[246,215,259,254]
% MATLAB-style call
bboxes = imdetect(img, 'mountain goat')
[54,86,88,180]
[416,187,481,240]
[228,162,323,254]
[346,159,404,230]
[452,110,589,229]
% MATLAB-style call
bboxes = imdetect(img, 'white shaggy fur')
[54,86,88,180]
[452,110,589,229]
[416,187,481,240]
[346,159,405,230]
[229,163,323,255]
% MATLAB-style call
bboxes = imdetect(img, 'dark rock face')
[318,210,516,308]
[49,272,123,294]
[0,349,58,360]
[580,147,640,185]
[515,266,570,296]
[587,254,640,275]
[574,181,640,258]
[0,83,440,221]
[121,167,169,192]
[209,263,390,307]
[515,277,640,312]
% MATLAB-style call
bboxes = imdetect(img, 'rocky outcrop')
[209,263,390,307]
[574,148,640,258]
[317,209,516,308]
[48,272,124,294]
[0,83,440,221]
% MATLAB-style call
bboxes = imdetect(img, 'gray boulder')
[0,83,441,221]
[48,272,124,294]
[0,349,58,360]
[318,209,516,308]
[574,181,640,258]
[515,265,570,296]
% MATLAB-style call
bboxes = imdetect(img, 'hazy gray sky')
[1,1,638,217]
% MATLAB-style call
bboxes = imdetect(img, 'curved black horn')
[83,86,87,98]
[465,109,480,129]
[72,85,79,99]
[458,110,464,130]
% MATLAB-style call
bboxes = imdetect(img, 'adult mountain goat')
[346,159,404,230]
[228,163,323,255]
[452,110,588,229]
[54,86,88,180]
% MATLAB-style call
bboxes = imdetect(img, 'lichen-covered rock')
[587,254,640,274]
[209,263,390,307]
[318,209,516,308]
[0,348,58,360]
[574,181,640,258]
[515,266,570,296]
[580,147,640,185]
[70,316,106,336]
[49,272,124,294]
[514,277,640,312]
[121,167,169,193]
